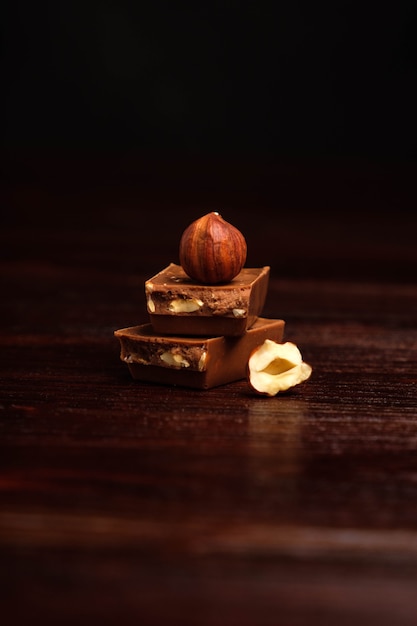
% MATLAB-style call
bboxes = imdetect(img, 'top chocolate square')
[145,263,270,336]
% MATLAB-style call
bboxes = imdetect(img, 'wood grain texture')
[1,156,417,626]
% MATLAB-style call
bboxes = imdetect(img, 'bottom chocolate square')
[114,317,285,389]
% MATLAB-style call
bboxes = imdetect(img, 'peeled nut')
[248,340,312,396]
[179,212,247,284]
[168,297,204,313]
[160,351,190,368]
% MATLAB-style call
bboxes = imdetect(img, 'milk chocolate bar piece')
[115,317,285,389]
[145,263,270,336]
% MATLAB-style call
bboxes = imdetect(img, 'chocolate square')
[115,317,285,389]
[145,263,270,336]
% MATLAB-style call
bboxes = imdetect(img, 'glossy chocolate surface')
[115,317,285,389]
[146,263,270,336]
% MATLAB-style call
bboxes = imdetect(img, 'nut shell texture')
[179,212,247,284]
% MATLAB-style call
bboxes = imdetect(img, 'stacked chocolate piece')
[114,213,285,389]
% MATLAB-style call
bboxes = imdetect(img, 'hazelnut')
[179,212,247,284]
[247,340,312,396]
[168,297,204,313]
[160,351,190,368]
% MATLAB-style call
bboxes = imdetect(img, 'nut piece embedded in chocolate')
[114,317,285,389]
[145,263,270,337]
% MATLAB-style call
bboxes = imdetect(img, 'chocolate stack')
[114,213,285,389]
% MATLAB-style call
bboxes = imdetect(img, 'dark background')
[2,1,417,286]
[3,7,417,626]
[3,1,417,159]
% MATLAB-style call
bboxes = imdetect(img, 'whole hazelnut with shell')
[179,212,247,284]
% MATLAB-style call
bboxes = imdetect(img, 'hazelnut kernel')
[168,297,204,313]
[160,351,190,368]
[248,340,312,396]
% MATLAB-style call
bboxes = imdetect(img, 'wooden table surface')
[1,154,417,626]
